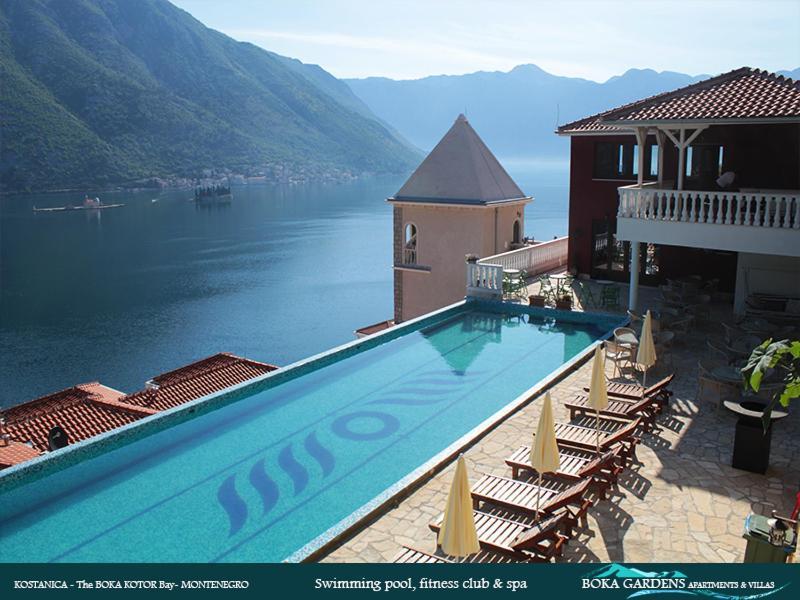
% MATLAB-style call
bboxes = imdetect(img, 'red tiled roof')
[0,440,42,469]
[558,67,800,134]
[121,353,278,412]
[2,383,152,454]
[0,354,278,469]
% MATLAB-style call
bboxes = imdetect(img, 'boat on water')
[194,185,232,203]
[33,196,124,212]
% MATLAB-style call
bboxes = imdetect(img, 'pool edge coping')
[286,306,627,563]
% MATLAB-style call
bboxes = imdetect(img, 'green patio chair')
[538,276,557,305]
[512,269,529,300]
[600,284,620,310]
[558,274,575,300]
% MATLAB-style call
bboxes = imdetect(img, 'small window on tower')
[404,223,417,264]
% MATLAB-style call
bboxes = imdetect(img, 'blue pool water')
[0,304,616,563]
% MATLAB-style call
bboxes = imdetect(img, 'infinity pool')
[0,302,620,562]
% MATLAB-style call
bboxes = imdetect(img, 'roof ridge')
[3,385,96,422]
[91,395,158,417]
[558,67,753,131]
[150,352,240,386]
[600,66,754,122]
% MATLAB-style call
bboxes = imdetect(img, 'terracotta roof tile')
[1,354,278,469]
[121,353,278,413]
[0,440,42,468]
[2,383,144,454]
[558,67,800,134]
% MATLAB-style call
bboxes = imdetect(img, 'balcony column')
[628,241,641,312]
[655,130,666,187]
[634,127,647,187]
[676,128,686,190]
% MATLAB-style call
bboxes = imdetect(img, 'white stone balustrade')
[618,186,800,229]
[617,185,800,257]
[466,263,504,298]
[478,236,568,274]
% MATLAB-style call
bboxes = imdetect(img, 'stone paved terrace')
[322,292,799,563]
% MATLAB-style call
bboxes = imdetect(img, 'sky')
[171,0,800,81]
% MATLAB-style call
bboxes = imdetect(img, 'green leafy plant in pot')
[742,338,800,431]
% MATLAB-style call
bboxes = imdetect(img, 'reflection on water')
[0,162,568,406]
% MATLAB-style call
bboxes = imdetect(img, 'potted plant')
[528,294,546,307]
[555,293,573,310]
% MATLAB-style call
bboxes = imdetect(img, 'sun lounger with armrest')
[393,545,517,564]
[554,417,641,464]
[471,475,593,533]
[584,374,673,405]
[505,446,621,498]
[393,546,453,563]
[565,394,659,432]
[429,510,568,562]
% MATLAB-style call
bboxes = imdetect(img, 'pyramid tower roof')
[390,115,529,206]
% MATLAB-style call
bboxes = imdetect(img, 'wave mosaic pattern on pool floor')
[0,306,617,562]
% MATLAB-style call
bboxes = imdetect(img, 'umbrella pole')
[535,472,542,523]
[595,408,600,455]
[643,367,647,388]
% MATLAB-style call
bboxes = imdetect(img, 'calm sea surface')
[0,161,568,406]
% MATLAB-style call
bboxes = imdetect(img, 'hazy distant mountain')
[0,0,418,192]
[346,65,797,158]
[778,68,800,80]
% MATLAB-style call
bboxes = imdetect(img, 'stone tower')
[389,114,532,322]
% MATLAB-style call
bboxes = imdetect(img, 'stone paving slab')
[322,300,799,563]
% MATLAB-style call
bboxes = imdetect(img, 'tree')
[742,339,800,430]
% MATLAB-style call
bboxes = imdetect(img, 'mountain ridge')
[345,64,800,157]
[0,0,418,193]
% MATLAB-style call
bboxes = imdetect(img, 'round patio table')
[723,399,788,474]
[723,399,788,421]
[711,365,744,384]
[615,330,639,359]
[615,329,639,347]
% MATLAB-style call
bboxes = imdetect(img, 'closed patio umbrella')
[529,392,561,522]
[636,310,657,387]
[587,345,608,454]
[437,454,479,557]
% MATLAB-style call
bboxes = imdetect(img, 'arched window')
[512,219,521,244]
[404,223,417,264]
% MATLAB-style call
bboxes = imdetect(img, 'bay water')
[0,161,568,406]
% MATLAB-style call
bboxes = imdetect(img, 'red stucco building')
[557,68,800,313]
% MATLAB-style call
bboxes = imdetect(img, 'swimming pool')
[0,301,622,563]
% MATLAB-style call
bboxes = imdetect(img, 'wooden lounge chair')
[471,475,593,533]
[505,445,621,498]
[564,394,660,432]
[429,510,568,562]
[585,374,674,405]
[393,545,517,564]
[393,546,453,563]
[554,417,641,464]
